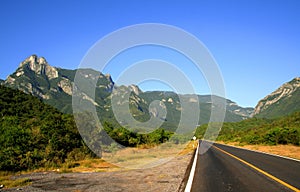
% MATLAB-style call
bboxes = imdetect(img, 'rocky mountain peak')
[18,55,58,79]
[19,55,46,67]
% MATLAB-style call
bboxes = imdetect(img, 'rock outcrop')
[19,55,58,79]
[253,77,300,118]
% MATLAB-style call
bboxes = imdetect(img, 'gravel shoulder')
[2,153,193,192]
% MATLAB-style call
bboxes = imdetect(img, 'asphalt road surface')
[190,140,300,192]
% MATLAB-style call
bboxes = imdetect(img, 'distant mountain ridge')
[254,77,300,118]
[2,55,254,129]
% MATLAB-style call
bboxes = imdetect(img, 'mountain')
[253,77,300,118]
[3,55,254,130]
[223,98,254,119]
[3,55,114,113]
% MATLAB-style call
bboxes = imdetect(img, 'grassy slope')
[195,111,300,146]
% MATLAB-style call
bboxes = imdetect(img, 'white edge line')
[184,140,200,192]
[204,139,300,163]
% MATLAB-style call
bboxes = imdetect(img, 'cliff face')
[253,77,300,118]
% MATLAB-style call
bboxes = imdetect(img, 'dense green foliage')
[0,85,95,171]
[195,111,300,146]
[103,121,174,147]
[0,86,178,172]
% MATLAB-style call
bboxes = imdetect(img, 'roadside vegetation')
[0,85,190,174]
[0,85,96,172]
[0,172,32,189]
[195,111,300,146]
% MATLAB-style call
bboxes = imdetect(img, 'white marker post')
[192,136,196,148]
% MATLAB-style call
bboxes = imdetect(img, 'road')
[189,140,300,192]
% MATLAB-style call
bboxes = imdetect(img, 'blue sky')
[0,0,299,107]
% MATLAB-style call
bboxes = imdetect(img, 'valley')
[0,55,299,191]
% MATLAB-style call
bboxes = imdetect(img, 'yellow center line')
[213,145,300,192]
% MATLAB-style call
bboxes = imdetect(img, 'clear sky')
[0,0,299,107]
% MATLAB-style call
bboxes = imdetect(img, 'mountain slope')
[0,85,94,171]
[196,111,300,145]
[254,77,300,118]
[3,55,254,129]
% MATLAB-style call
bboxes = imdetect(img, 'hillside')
[0,85,95,171]
[254,77,300,118]
[0,85,186,172]
[2,55,254,131]
[196,111,300,146]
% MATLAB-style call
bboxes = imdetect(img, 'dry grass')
[0,142,198,189]
[52,158,119,173]
[45,141,197,173]
[0,160,117,189]
[178,140,198,155]
[102,141,197,169]
[0,172,32,189]
[0,142,197,189]
[218,141,300,160]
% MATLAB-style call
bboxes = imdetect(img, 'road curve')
[189,140,300,192]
